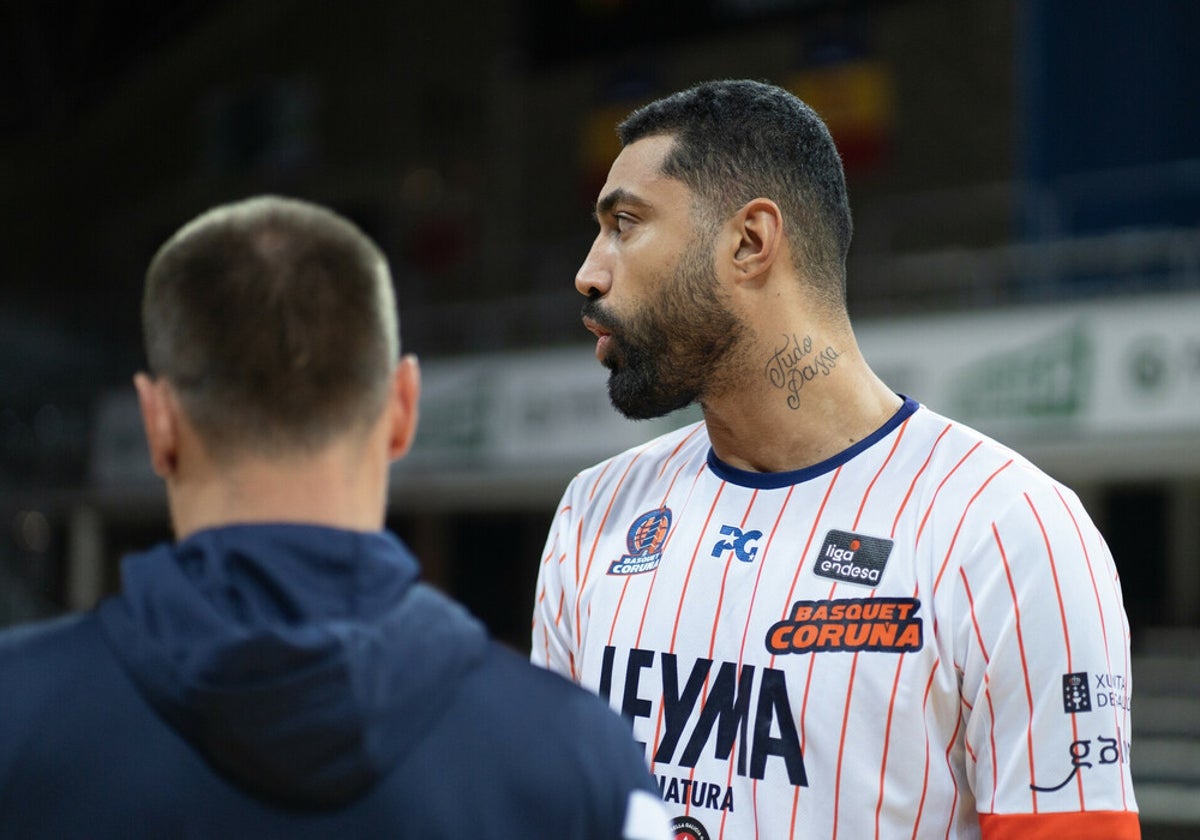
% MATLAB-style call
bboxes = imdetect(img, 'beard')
[581,237,746,420]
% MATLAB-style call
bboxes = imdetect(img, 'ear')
[385,354,421,461]
[133,373,180,478]
[727,198,783,285]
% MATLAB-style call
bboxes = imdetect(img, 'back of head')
[618,79,853,309]
[142,196,399,461]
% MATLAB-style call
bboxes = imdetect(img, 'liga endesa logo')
[765,597,923,654]
[813,529,893,586]
[608,507,673,575]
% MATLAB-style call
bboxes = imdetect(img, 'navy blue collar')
[706,396,919,489]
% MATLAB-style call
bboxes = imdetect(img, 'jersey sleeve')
[950,475,1140,838]
[531,478,583,680]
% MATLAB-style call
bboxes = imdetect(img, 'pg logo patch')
[813,529,893,587]
[711,524,763,563]
[608,507,672,576]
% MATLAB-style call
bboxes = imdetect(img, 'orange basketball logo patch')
[608,508,673,576]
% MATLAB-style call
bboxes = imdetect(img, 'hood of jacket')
[98,523,488,808]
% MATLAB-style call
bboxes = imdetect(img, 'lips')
[582,315,612,360]
[582,315,610,340]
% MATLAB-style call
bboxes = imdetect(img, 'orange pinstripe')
[1024,493,1088,809]
[1054,486,1131,812]
[939,705,965,837]
[891,420,950,537]
[931,456,1010,598]
[725,486,794,840]
[832,415,907,838]
[685,490,758,830]
[634,459,708,650]
[607,434,703,647]
[992,523,1039,813]
[654,480,725,787]
[910,663,940,840]
[918,440,984,555]
[578,454,646,651]
[959,567,1000,812]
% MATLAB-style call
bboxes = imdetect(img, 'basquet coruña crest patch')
[608,507,672,575]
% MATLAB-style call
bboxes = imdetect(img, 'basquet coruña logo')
[766,597,923,654]
[608,507,673,575]
[813,529,893,586]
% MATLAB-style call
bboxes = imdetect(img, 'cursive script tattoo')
[764,334,842,409]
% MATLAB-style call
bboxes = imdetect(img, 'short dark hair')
[142,195,399,459]
[618,79,853,306]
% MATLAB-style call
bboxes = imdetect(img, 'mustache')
[580,298,621,332]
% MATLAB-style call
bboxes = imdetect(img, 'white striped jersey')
[532,398,1139,840]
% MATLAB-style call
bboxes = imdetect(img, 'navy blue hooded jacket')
[0,524,667,838]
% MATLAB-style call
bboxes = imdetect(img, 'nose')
[575,233,611,299]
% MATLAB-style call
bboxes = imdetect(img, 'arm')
[531,484,582,680]
[954,480,1139,839]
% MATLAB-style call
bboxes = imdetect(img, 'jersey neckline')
[705,395,919,489]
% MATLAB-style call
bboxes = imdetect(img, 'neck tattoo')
[764,333,842,410]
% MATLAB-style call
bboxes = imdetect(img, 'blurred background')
[1,0,1197,832]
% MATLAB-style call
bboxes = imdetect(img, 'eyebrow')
[594,187,651,221]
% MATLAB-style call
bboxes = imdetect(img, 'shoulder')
[564,419,709,503]
[905,404,1104,562]
[0,612,97,667]
[0,612,115,718]
[908,403,1065,495]
[465,643,651,775]
[477,642,629,731]
[0,613,112,780]
[393,584,640,766]
[421,642,658,833]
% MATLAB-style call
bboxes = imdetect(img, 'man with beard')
[531,80,1140,840]
[0,196,672,839]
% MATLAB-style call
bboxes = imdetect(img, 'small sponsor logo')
[1092,671,1131,711]
[657,774,734,813]
[1030,730,1128,793]
[813,530,893,587]
[671,815,712,840]
[766,597,923,654]
[608,507,672,576]
[601,646,807,790]
[711,524,763,563]
[1062,672,1092,713]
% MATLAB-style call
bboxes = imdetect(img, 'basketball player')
[0,196,671,839]
[531,80,1140,839]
